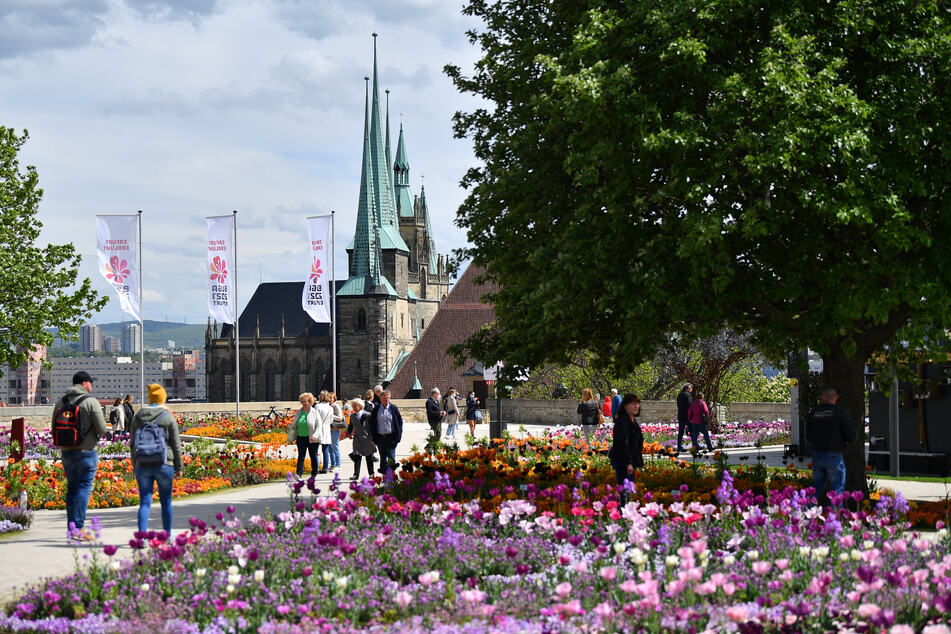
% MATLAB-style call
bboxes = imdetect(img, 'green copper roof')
[420,184,438,271]
[407,287,419,300]
[368,34,408,253]
[394,124,414,218]
[384,349,410,382]
[340,75,396,298]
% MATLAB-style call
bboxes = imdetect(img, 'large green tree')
[0,128,107,370]
[446,1,951,494]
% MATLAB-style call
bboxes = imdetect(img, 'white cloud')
[2,0,483,324]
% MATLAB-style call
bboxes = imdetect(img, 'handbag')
[474,409,483,422]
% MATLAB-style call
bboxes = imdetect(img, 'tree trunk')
[821,348,869,497]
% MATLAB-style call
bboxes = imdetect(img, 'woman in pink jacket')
[687,391,714,452]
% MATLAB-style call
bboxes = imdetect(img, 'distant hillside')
[52,320,207,349]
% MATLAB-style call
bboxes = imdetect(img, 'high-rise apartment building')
[121,323,142,355]
[80,325,103,352]
[103,336,121,353]
[0,346,49,404]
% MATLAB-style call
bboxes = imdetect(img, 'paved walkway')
[3,423,949,604]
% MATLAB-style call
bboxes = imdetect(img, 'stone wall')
[1,399,432,431]
[486,399,790,427]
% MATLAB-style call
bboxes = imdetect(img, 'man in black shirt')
[676,384,693,453]
[807,387,857,504]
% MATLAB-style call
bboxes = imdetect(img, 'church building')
[205,34,450,402]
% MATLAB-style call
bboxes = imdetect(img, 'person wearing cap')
[54,371,108,536]
[128,384,183,533]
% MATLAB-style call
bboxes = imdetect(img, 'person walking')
[577,388,602,441]
[465,391,481,436]
[609,393,644,505]
[601,394,612,419]
[687,391,714,452]
[286,392,319,480]
[347,398,376,480]
[128,384,182,534]
[806,387,857,505]
[444,388,460,439]
[109,397,125,437]
[329,392,345,472]
[369,389,403,473]
[54,371,107,537]
[426,388,446,441]
[122,394,135,426]
[676,384,693,453]
[610,388,622,419]
[314,391,334,473]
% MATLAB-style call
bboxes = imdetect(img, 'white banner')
[302,215,332,323]
[96,215,141,321]
[207,216,235,324]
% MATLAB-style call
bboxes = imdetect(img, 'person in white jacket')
[286,392,320,480]
[314,391,335,474]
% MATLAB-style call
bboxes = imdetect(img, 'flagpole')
[331,210,336,394]
[137,210,144,406]
[233,210,239,417]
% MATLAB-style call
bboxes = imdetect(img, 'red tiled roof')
[387,264,497,397]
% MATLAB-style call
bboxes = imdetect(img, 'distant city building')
[80,325,102,352]
[103,336,121,353]
[121,323,142,355]
[0,346,49,405]
[167,340,175,349]
[164,350,205,401]
[48,356,167,399]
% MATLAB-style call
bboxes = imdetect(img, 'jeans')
[330,429,341,468]
[812,450,846,502]
[135,463,175,532]
[295,437,319,477]
[446,421,458,437]
[691,423,714,451]
[320,444,331,471]
[376,441,397,473]
[62,450,98,530]
[676,420,690,451]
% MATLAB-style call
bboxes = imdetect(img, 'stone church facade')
[206,35,449,403]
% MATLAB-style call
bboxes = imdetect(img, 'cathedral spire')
[339,74,396,297]
[369,33,409,253]
[420,182,438,272]
[394,123,413,217]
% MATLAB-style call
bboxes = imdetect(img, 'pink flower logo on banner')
[309,258,323,283]
[210,256,228,283]
[105,256,129,284]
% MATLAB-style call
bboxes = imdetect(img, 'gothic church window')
[356,308,367,332]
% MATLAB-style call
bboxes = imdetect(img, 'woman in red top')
[601,395,612,418]
[687,391,714,452]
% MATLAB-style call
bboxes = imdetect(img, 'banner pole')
[233,210,240,417]
[331,210,336,395]
[137,210,144,406]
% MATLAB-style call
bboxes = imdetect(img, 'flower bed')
[181,415,293,441]
[3,472,950,633]
[639,419,791,448]
[0,437,282,510]
[0,503,32,534]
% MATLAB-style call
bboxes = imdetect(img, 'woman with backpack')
[109,397,125,437]
[128,384,182,534]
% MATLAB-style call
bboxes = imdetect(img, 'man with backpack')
[53,371,107,537]
[128,384,182,534]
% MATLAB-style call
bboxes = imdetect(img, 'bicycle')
[255,405,291,424]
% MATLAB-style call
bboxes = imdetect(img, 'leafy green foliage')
[447,0,951,493]
[0,128,107,371]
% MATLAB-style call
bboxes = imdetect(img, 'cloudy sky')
[0,0,482,325]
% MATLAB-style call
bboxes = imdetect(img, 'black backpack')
[52,394,91,448]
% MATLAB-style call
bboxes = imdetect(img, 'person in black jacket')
[122,394,135,426]
[369,390,403,473]
[676,384,693,453]
[426,388,446,441]
[610,393,644,504]
[807,387,857,505]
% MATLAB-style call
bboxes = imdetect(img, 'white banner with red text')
[206,216,235,324]
[302,215,332,323]
[96,215,141,321]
